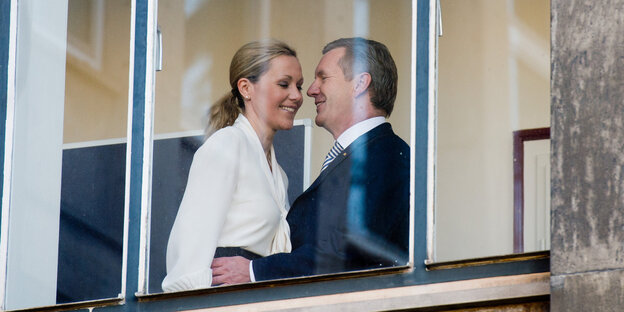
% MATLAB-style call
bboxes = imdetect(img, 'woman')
[162,40,303,292]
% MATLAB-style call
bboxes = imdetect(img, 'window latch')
[437,0,443,37]
[156,25,163,71]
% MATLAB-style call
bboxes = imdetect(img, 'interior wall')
[435,0,550,261]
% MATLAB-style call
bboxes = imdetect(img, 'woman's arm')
[161,129,242,292]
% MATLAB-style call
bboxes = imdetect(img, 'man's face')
[307,47,356,138]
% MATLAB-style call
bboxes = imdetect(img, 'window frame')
[513,127,551,254]
[0,0,15,306]
[137,0,419,297]
[0,0,549,311]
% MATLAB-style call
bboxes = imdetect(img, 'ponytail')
[206,90,243,136]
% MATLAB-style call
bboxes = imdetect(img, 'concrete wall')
[550,0,624,311]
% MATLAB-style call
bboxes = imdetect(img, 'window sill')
[136,265,412,300]
[184,272,550,311]
[425,250,549,271]
[5,297,123,312]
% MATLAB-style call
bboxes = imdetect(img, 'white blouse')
[162,115,291,292]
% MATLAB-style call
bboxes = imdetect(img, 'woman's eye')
[278,83,288,88]
[296,85,302,91]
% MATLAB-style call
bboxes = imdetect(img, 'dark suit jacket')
[252,123,410,281]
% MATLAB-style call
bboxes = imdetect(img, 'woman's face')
[245,55,304,132]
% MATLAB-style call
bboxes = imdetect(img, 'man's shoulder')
[364,123,409,150]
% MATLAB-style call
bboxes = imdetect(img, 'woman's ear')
[352,72,372,98]
[237,78,252,100]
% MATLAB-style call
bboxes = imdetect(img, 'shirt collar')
[336,116,386,149]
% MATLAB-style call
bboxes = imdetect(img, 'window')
[1,0,131,310]
[433,0,551,262]
[145,0,414,294]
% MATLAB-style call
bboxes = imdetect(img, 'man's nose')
[307,81,319,97]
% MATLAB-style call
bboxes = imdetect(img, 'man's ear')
[237,78,253,100]
[352,72,372,98]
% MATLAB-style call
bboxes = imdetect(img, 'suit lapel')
[302,123,393,194]
[305,148,349,191]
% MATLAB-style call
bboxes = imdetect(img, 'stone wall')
[551,0,624,311]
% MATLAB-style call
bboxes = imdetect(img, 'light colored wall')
[435,0,550,261]
[63,0,130,143]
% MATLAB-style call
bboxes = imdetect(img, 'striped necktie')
[321,141,344,172]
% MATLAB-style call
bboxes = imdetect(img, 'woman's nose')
[291,87,303,103]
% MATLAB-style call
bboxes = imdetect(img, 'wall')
[550,0,624,310]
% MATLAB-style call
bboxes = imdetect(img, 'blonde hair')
[207,40,297,134]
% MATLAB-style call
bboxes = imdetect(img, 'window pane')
[5,0,130,309]
[149,0,412,293]
[435,0,550,261]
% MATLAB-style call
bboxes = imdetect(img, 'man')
[211,37,410,284]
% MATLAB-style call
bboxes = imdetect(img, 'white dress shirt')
[335,116,386,149]
[163,114,291,292]
[249,116,387,282]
